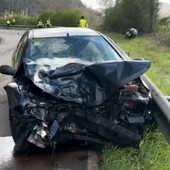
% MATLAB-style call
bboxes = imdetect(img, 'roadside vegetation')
[0,0,90,16]
[109,33,170,95]
[0,10,81,27]
[103,33,170,170]
[96,0,170,169]
[0,9,101,29]
[0,0,101,28]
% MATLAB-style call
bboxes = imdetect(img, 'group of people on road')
[6,18,15,26]
[37,15,89,28]
[37,18,52,28]
[5,15,138,39]
[6,18,51,28]
[6,15,89,29]
[36,15,138,39]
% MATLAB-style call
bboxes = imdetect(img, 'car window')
[26,36,122,64]
[16,33,28,68]
[16,32,28,51]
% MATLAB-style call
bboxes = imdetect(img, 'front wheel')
[9,110,35,153]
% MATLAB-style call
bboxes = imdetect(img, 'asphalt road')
[0,29,25,137]
[0,29,100,170]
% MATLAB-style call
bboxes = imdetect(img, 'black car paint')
[3,28,154,152]
[22,58,151,106]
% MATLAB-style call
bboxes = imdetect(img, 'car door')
[12,32,28,69]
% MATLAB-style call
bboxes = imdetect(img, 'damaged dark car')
[0,28,154,153]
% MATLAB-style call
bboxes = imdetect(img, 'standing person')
[7,20,10,27]
[45,18,51,28]
[78,16,88,28]
[12,18,15,25]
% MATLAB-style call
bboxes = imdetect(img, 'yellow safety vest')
[7,20,10,24]
[79,19,88,28]
[13,19,15,23]
[38,21,43,25]
[47,20,51,24]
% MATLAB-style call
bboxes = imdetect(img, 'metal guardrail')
[0,24,35,27]
[121,51,170,145]
[0,24,36,29]
[0,24,61,29]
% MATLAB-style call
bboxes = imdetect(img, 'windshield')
[26,36,122,64]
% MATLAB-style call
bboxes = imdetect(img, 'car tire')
[9,109,35,154]
[9,110,21,144]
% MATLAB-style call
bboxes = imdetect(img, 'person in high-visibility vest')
[7,20,10,27]
[37,19,44,28]
[78,16,88,28]
[12,18,15,25]
[45,18,51,28]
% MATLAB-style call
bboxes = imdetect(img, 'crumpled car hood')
[23,58,151,106]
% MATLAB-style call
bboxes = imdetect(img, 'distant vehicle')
[0,27,155,153]
[125,28,138,39]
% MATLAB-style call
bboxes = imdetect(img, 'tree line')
[0,9,102,29]
[98,0,160,35]
[1,0,169,36]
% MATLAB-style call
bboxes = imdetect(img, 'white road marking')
[87,151,100,170]
[0,136,101,170]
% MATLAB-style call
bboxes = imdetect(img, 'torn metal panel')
[23,58,151,106]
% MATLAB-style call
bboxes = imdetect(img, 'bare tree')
[96,0,115,9]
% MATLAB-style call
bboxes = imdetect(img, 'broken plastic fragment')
[50,120,60,141]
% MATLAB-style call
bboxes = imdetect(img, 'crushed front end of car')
[4,58,154,152]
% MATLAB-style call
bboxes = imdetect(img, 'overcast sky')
[81,0,170,9]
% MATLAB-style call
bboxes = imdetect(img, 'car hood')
[23,57,151,106]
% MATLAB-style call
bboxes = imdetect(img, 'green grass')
[103,33,170,170]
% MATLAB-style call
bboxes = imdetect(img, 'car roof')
[30,27,100,38]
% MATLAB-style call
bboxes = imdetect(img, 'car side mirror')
[0,65,16,76]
